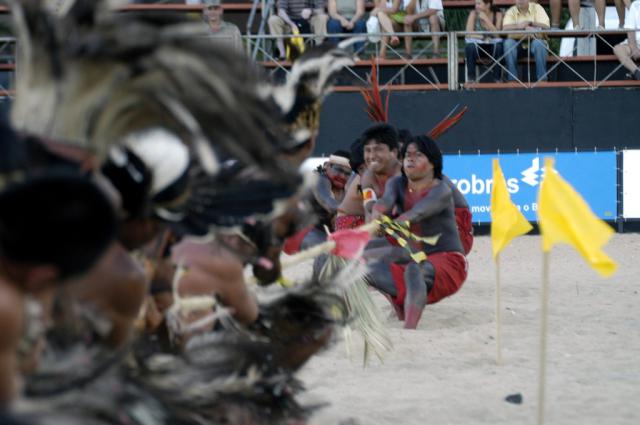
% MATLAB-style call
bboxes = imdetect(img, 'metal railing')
[1,29,638,97]
[244,31,449,90]
[0,37,16,98]
[454,28,636,89]
[242,28,639,90]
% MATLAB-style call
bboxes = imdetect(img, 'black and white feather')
[8,0,355,235]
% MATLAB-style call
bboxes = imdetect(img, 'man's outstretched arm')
[371,176,402,219]
[397,180,452,223]
[313,175,340,215]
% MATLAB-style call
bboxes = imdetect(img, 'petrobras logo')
[444,152,616,223]
[450,174,519,195]
[520,157,542,187]
[450,157,543,195]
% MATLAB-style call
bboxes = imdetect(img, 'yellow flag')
[538,157,617,277]
[491,159,533,259]
[286,27,305,60]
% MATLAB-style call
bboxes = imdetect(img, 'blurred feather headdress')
[8,0,354,234]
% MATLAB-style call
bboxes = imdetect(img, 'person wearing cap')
[202,0,244,54]
[283,150,352,254]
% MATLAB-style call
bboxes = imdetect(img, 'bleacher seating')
[0,2,638,92]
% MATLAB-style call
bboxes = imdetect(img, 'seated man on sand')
[365,135,468,329]
[283,151,352,253]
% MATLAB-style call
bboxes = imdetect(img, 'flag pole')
[495,252,502,365]
[537,251,551,425]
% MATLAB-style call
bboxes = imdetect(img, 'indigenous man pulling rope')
[366,136,469,329]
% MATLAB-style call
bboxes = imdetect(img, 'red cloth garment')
[389,251,468,306]
[329,228,372,259]
[335,215,365,230]
[455,207,474,255]
[282,226,313,255]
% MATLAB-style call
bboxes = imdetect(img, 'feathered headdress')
[359,60,468,138]
[9,0,354,235]
[427,104,468,140]
[360,59,390,123]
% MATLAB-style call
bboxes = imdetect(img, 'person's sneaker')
[550,25,561,31]
[597,25,605,31]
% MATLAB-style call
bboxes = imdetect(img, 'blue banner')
[444,152,617,223]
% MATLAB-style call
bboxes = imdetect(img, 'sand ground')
[287,234,640,425]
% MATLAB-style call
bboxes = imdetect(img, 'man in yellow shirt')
[502,0,550,82]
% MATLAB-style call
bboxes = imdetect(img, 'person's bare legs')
[429,15,441,57]
[374,9,399,58]
[614,0,626,28]
[549,0,562,28]
[569,0,581,28]
[594,0,606,28]
[403,262,427,329]
[404,23,414,57]
[403,0,418,58]
[614,43,640,76]
[380,35,389,58]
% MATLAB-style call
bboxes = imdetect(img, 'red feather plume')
[360,59,389,123]
[428,105,468,140]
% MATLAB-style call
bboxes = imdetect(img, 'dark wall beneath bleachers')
[316,87,640,155]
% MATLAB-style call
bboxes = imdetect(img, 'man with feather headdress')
[2,1,357,422]
[0,122,118,407]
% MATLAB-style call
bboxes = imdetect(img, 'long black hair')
[400,135,443,179]
[0,173,116,280]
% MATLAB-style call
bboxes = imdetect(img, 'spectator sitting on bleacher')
[202,0,244,54]
[403,0,446,58]
[465,0,503,82]
[268,0,329,60]
[613,0,640,79]
[327,0,367,55]
[369,0,405,58]
[502,0,550,82]
[547,0,605,30]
